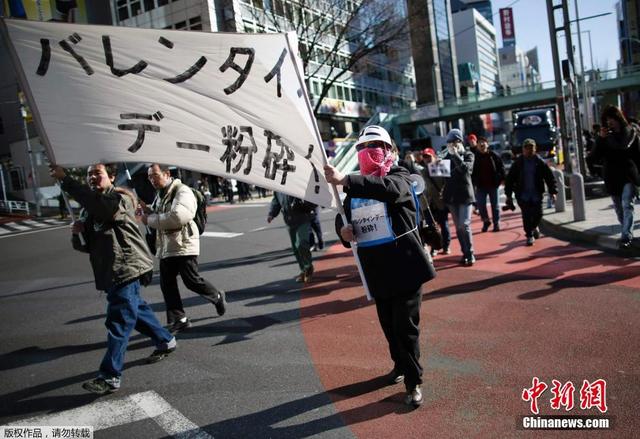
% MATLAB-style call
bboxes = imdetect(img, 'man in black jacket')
[442,129,476,265]
[591,105,640,249]
[50,164,176,395]
[325,125,436,408]
[505,139,557,246]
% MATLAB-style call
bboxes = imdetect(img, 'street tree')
[247,0,410,116]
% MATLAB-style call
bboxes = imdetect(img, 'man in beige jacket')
[139,163,226,333]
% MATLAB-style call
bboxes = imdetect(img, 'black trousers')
[159,255,222,324]
[375,288,423,391]
[518,199,543,237]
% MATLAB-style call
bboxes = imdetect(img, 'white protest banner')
[428,159,451,177]
[1,18,335,207]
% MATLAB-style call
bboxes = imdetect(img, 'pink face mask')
[358,147,394,177]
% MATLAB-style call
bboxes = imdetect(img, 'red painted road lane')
[300,212,640,438]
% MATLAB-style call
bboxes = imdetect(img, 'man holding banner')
[50,164,176,395]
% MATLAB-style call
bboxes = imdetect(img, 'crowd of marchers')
[47,104,639,409]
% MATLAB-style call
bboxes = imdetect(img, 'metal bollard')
[551,168,565,213]
[569,173,586,221]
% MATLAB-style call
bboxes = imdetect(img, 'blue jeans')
[447,203,474,258]
[611,183,638,242]
[100,279,174,380]
[475,187,500,225]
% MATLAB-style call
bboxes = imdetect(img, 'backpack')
[190,187,207,234]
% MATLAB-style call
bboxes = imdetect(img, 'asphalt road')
[1,200,639,438]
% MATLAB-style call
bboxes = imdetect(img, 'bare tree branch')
[245,0,410,117]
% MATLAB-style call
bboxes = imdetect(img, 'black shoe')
[215,290,226,316]
[385,368,405,385]
[493,223,501,232]
[532,229,540,239]
[619,240,632,250]
[317,241,324,250]
[168,318,191,334]
[146,346,176,364]
[481,221,491,232]
[82,377,119,395]
[526,236,535,246]
[404,385,423,407]
[464,255,476,266]
[459,256,467,265]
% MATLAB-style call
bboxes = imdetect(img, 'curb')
[540,217,640,258]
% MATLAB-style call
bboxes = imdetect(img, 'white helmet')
[354,125,392,149]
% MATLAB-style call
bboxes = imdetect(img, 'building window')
[175,20,187,29]
[130,1,141,16]
[144,0,155,12]
[118,6,129,20]
[158,0,168,5]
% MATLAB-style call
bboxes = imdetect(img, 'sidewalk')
[541,195,640,258]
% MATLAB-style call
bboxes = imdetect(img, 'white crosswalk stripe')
[0,218,71,237]
[3,390,213,438]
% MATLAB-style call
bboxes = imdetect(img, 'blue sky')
[488,0,620,82]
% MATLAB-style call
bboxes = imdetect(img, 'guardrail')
[0,200,30,215]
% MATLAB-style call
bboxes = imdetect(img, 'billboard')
[500,7,515,46]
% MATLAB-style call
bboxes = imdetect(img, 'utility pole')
[19,97,42,217]
[546,0,586,221]
[573,0,591,129]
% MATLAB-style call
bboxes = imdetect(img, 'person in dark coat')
[504,138,557,246]
[442,128,476,265]
[472,136,505,232]
[591,105,640,249]
[324,125,436,408]
[267,192,316,282]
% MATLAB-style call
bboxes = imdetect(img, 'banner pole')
[283,32,372,300]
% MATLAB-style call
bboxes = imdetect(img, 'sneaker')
[317,241,324,250]
[430,249,438,257]
[442,247,451,255]
[310,245,317,252]
[464,255,476,266]
[526,236,535,246]
[168,317,191,334]
[385,368,405,385]
[619,240,632,250]
[481,221,491,232]
[214,290,226,316]
[404,385,423,407]
[82,377,119,395]
[459,256,467,265]
[532,229,540,239]
[295,272,306,282]
[146,345,176,364]
[303,267,314,283]
[492,224,501,232]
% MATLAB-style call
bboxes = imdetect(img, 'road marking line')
[22,220,49,227]
[0,224,69,239]
[0,228,10,235]
[5,390,213,438]
[4,223,30,231]
[201,231,243,238]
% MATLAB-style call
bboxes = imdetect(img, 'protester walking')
[420,148,451,256]
[591,105,640,249]
[50,164,176,395]
[325,125,436,408]
[309,205,324,251]
[267,192,316,282]
[442,128,476,265]
[472,136,505,232]
[139,164,226,334]
[504,139,557,246]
